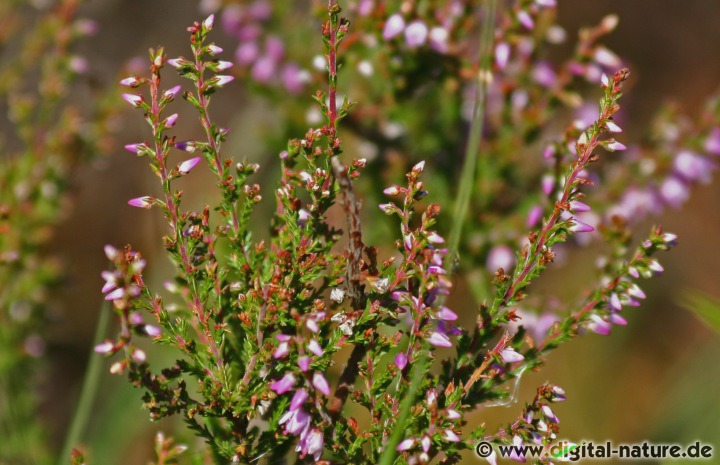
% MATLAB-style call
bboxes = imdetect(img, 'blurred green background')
[16,0,720,463]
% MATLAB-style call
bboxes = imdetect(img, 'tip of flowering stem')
[600,73,609,88]
[178,157,201,174]
[203,14,215,30]
[121,93,143,107]
[128,196,152,209]
[104,245,118,260]
[411,160,426,174]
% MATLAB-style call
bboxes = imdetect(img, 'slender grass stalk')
[378,351,428,465]
[448,0,498,258]
[58,303,110,465]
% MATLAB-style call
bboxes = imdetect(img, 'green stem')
[58,302,110,465]
[378,351,428,465]
[448,0,498,258]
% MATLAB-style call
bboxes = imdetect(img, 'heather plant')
[2,1,718,465]
[0,1,114,463]
[88,1,720,464]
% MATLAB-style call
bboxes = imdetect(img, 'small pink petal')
[500,348,525,363]
[178,157,201,174]
[128,196,152,209]
[122,93,143,107]
[383,14,405,40]
[395,352,408,370]
[427,331,452,348]
[104,288,125,300]
[312,372,331,396]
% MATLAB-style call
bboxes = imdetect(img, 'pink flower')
[128,196,152,209]
[298,356,310,372]
[144,325,161,337]
[383,14,405,40]
[236,42,259,65]
[207,44,223,55]
[500,348,525,363]
[178,157,201,174]
[270,373,296,394]
[397,438,415,451]
[486,245,516,272]
[203,14,215,30]
[569,217,594,233]
[290,388,308,411]
[395,352,408,370]
[312,372,330,396]
[404,21,428,47]
[307,339,323,356]
[214,75,234,87]
[274,341,290,359]
[299,428,324,461]
[251,56,275,83]
[495,42,511,68]
[437,306,458,321]
[280,408,310,435]
[122,93,143,107]
[606,140,627,152]
[119,76,140,87]
[427,331,452,348]
[588,314,611,335]
[164,113,178,128]
[443,429,461,442]
[104,288,124,301]
[124,143,143,154]
[94,341,114,354]
[163,85,182,100]
[569,200,591,212]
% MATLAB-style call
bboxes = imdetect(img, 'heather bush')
[2,1,720,465]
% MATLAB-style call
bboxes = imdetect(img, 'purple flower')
[298,356,310,372]
[526,205,543,227]
[144,324,161,337]
[660,176,690,208]
[429,26,449,53]
[500,348,525,363]
[437,306,458,321]
[274,341,290,359]
[290,388,308,411]
[569,217,594,233]
[164,113,178,128]
[124,143,144,154]
[203,14,215,31]
[704,127,720,155]
[236,42,260,65]
[532,61,557,87]
[122,93,143,107]
[569,200,591,212]
[214,75,234,87]
[606,140,627,152]
[517,10,534,29]
[265,35,285,61]
[298,428,324,461]
[383,14,405,40]
[587,314,611,335]
[270,373,296,394]
[119,76,140,87]
[427,331,452,348]
[312,372,331,396]
[486,245,516,272]
[178,157,201,174]
[395,352,408,370]
[674,150,714,183]
[251,56,276,83]
[397,438,415,451]
[128,196,152,209]
[405,21,428,48]
[163,85,182,100]
[280,408,310,435]
[443,429,461,442]
[207,44,223,55]
[307,339,323,356]
[495,42,510,69]
[281,63,309,94]
[610,313,627,325]
[94,341,114,354]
